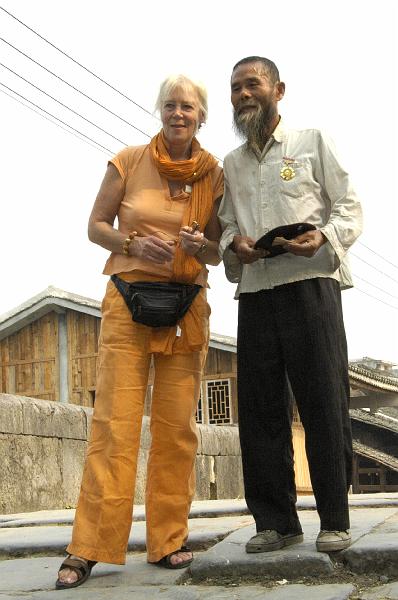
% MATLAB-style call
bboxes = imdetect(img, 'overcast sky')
[0,0,397,363]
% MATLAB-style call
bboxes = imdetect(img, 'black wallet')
[254,222,316,258]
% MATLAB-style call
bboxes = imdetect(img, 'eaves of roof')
[352,439,398,471]
[1,288,397,389]
[348,364,398,393]
[350,408,398,434]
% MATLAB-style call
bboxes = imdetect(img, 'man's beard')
[233,102,275,149]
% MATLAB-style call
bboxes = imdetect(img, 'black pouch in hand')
[111,275,201,327]
[254,222,316,258]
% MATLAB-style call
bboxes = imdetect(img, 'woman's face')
[161,85,203,148]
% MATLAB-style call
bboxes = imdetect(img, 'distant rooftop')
[0,286,237,352]
[1,287,397,382]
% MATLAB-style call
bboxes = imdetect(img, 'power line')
[358,240,398,271]
[0,80,116,154]
[353,273,398,300]
[351,252,398,286]
[354,287,398,311]
[3,85,398,306]
[0,6,158,119]
[0,38,151,139]
[0,87,112,156]
[0,61,129,146]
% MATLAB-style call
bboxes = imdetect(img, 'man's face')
[231,61,284,143]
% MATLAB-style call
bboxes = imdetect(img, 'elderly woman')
[56,74,223,589]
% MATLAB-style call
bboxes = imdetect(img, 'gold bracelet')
[122,231,137,256]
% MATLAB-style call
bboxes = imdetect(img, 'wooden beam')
[58,313,69,403]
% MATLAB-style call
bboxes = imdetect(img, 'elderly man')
[218,56,362,553]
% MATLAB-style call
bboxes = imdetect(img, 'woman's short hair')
[155,74,208,124]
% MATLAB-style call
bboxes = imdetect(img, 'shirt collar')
[246,116,287,159]
[272,117,287,143]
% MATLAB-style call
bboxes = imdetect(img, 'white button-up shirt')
[218,121,363,297]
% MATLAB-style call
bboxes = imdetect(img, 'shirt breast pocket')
[269,159,312,201]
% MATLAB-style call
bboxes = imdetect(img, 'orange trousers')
[67,279,208,563]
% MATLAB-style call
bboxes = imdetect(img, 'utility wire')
[0,87,112,156]
[0,38,151,139]
[355,287,398,311]
[0,62,130,146]
[3,84,398,311]
[2,8,395,269]
[0,80,116,154]
[351,252,398,286]
[358,240,398,271]
[0,36,223,161]
[0,6,158,119]
[353,273,398,300]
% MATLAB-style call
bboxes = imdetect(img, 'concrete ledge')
[0,393,244,514]
[199,423,240,456]
[0,515,250,558]
[342,511,398,575]
[189,524,335,582]
[0,393,88,440]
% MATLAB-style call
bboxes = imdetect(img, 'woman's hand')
[179,226,206,256]
[132,236,176,264]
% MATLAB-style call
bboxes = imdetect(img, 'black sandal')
[155,545,193,569]
[55,555,97,589]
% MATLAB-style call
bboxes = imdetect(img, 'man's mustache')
[235,102,260,115]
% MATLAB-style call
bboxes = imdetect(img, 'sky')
[0,0,397,363]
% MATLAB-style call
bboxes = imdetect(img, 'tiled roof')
[0,287,396,390]
[0,287,236,351]
[350,408,398,434]
[352,440,398,471]
[348,364,398,393]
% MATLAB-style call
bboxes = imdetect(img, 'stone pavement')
[2,494,398,599]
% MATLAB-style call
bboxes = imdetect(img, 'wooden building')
[0,287,238,422]
[1,286,398,495]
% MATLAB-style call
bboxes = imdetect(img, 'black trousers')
[237,278,352,534]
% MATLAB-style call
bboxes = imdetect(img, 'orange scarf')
[148,130,218,354]
[149,130,218,284]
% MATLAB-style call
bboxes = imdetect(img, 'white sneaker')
[316,530,351,552]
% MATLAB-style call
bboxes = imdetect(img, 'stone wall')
[0,393,244,514]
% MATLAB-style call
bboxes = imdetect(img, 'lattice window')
[292,402,301,424]
[195,391,203,424]
[207,379,232,425]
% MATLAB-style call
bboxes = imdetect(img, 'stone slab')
[0,584,357,600]
[343,532,398,575]
[214,455,244,499]
[343,509,398,575]
[189,523,334,582]
[0,554,182,594]
[0,434,64,514]
[189,508,398,583]
[0,555,356,600]
[0,515,252,558]
[21,398,87,440]
[0,394,23,434]
[61,438,87,507]
[359,581,398,599]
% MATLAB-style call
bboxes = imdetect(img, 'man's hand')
[284,230,327,257]
[233,235,269,264]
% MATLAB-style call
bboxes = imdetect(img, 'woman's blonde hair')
[155,74,208,125]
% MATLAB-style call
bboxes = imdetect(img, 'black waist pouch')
[111,275,201,327]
